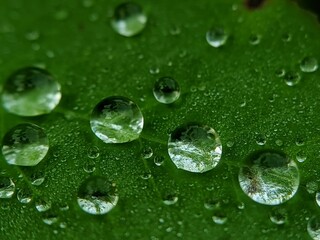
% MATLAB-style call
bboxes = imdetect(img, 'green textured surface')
[0,0,320,239]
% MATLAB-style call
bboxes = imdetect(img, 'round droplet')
[275,69,285,78]
[90,96,144,144]
[1,67,61,116]
[316,192,320,207]
[111,2,147,37]
[275,139,283,147]
[249,34,261,45]
[153,77,180,104]
[163,193,178,205]
[30,172,45,186]
[296,150,307,163]
[206,27,228,48]
[284,71,301,86]
[87,146,100,159]
[238,150,299,205]
[17,188,33,204]
[256,133,266,146]
[307,181,318,194]
[42,211,59,225]
[212,212,227,224]
[1,123,49,166]
[300,56,318,73]
[35,198,52,212]
[77,176,118,215]
[204,198,220,210]
[168,124,222,173]
[269,208,287,225]
[83,160,96,173]
[308,216,320,240]
[154,155,164,166]
[141,146,153,159]
[0,177,15,198]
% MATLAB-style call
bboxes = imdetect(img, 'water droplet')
[206,27,228,48]
[256,133,266,146]
[316,192,320,207]
[83,160,96,173]
[154,155,164,166]
[59,204,69,211]
[307,181,318,194]
[111,2,147,37]
[87,146,100,159]
[308,216,320,240]
[295,137,305,147]
[239,150,300,205]
[25,31,40,41]
[275,69,285,78]
[141,146,153,159]
[296,150,307,163]
[59,222,67,229]
[226,141,234,148]
[30,172,45,186]
[1,67,61,116]
[168,124,222,173]
[269,208,287,225]
[275,139,283,147]
[77,176,118,215]
[204,198,220,210]
[153,77,180,104]
[300,56,318,73]
[163,193,178,205]
[0,177,15,198]
[1,123,49,166]
[35,198,52,212]
[17,188,33,204]
[237,202,245,210]
[140,172,152,180]
[212,212,227,224]
[149,67,160,75]
[249,34,261,45]
[90,96,144,144]
[282,33,292,42]
[42,212,59,225]
[284,71,301,86]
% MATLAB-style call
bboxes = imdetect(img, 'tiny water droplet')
[308,216,320,240]
[1,123,49,166]
[226,141,234,148]
[163,193,178,205]
[90,96,144,144]
[59,222,67,229]
[237,202,245,210]
[295,138,305,147]
[212,212,227,224]
[77,176,118,215]
[59,204,69,211]
[306,181,318,194]
[140,172,152,180]
[111,2,147,37]
[255,133,266,146]
[83,160,96,173]
[42,212,59,225]
[204,198,220,210]
[282,33,292,42]
[239,150,300,205]
[153,77,180,104]
[87,146,100,159]
[206,27,228,48]
[154,155,164,166]
[31,172,45,186]
[249,34,261,45]
[25,31,40,41]
[275,139,283,147]
[168,124,222,173]
[149,67,160,75]
[1,67,61,116]
[141,146,153,159]
[269,208,287,225]
[284,71,301,86]
[17,188,33,204]
[300,56,318,73]
[316,192,320,207]
[275,69,285,78]
[35,198,52,212]
[0,177,15,198]
[296,150,307,163]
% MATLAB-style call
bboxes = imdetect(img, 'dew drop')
[249,34,261,45]
[83,160,96,173]
[300,56,318,73]
[275,139,283,147]
[275,69,285,78]
[168,124,222,173]
[42,212,59,225]
[204,198,220,210]
[212,212,227,224]
[141,146,153,159]
[87,146,100,159]
[0,177,15,198]
[238,150,299,205]
[284,71,301,86]
[77,176,118,215]
[140,172,152,180]
[111,2,147,37]
[1,123,49,166]
[206,27,228,48]
[25,31,40,41]
[153,77,180,104]
[154,155,164,166]
[296,150,307,163]
[256,133,266,146]
[1,67,61,116]
[163,193,178,205]
[35,198,52,212]
[316,192,320,207]
[282,33,292,42]
[237,202,245,210]
[269,208,287,225]
[306,181,318,194]
[90,96,144,144]
[308,216,320,240]
[30,172,45,186]
[17,188,33,204]
[149,67,160,75]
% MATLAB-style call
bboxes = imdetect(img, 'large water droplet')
[1,67,61,116]
[300,56,318,73]
[111,2,147,37]
[168,124,222,173]
[90,96,144,144]
[77,176,118,215]
[238,150,299,205]
[308,216,320,240]
[153,77,180,104]
[206,27,228,48]
[284,71,301,86]
[1,123,49,166]
[0,177,15,198]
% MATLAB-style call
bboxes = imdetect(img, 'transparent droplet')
[238,150,299,205]
[307,181,318,194]
[275,69,285,78]
[83,160,96,173]
[275,139,283,147]
[206,27,228,48]
[154,155,164,166]
[1,123,49,166]
[204,198,220,210]
[87,146,100,159]
[269,208,287,225]
[17,188,33,204]
[284,71,301,86]
[295,137,305,147]
[77,176,118,215]
[212,212,227,224]
[300,56,318,73]
[35,198,52,212]
[0,177,15,198]
[256,133,266,146]
[316,192,320,207]
[296,150,307,163]
[149,67,160,75]
[168,124,222,173]
[111,2,147,37]
[163,193,178,205]
[308,216,320,240]
[237,202,245,210]
[141,146,153,159]
[140,172,152,180]
[249,34,261,45]
[153,77,180,104]
[1,67,61,116]
[90,96,144,144]
[30,172,45,186]
[42,211,59,225]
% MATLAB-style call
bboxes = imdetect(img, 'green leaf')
[0,0,319,239]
